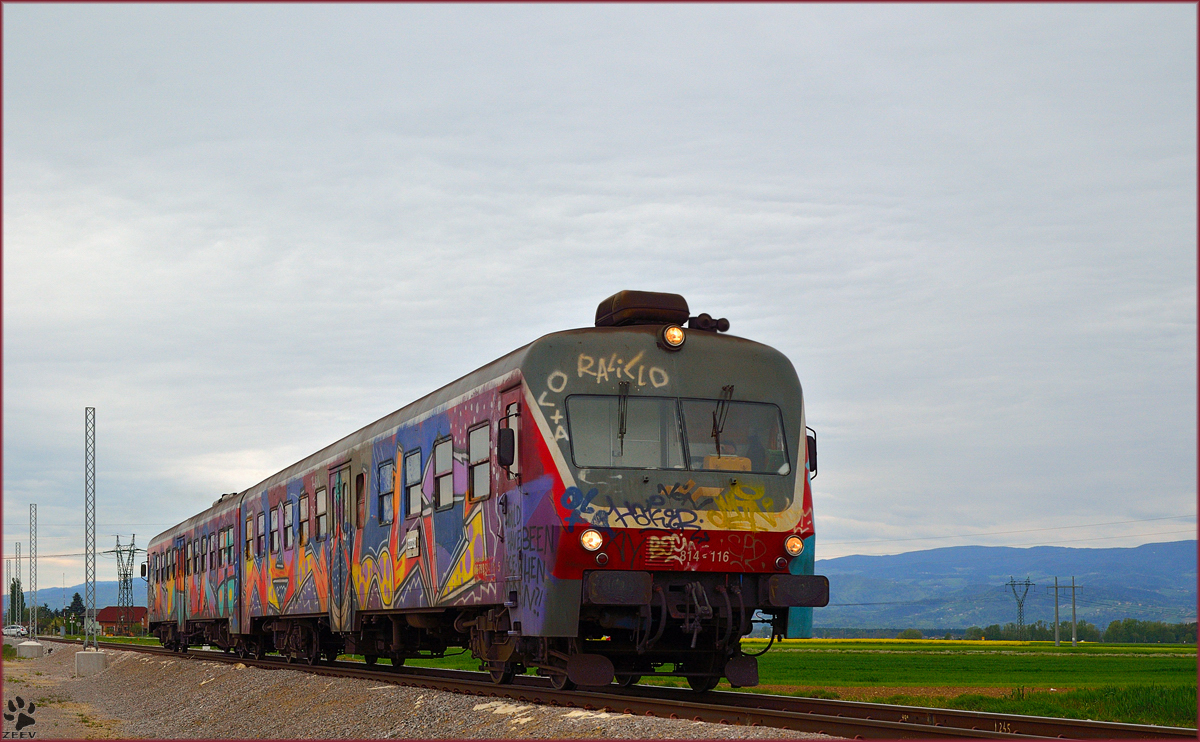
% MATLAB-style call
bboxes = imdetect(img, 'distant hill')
[813,540,1197,629]
[4,581,140,614]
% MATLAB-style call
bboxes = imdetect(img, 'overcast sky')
[4,4,1196,592]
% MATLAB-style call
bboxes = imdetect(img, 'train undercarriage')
[154,571,827,691]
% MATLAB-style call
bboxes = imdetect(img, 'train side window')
[434,438,453,509]
[378,460,394,524]
[284,502,294,550]
[225,528,234,564]
[503,403,520,476]
[245,518,253,559]
[404,450,422,518]
[199,536,206,572]
[209,535,215,571]
[315,487,328,539]
[468,424,490,500]
[270,507,280,553]
[355,472,366,528]
[257,512,266,555]
[299,496,309,546]
[186,541,193,575]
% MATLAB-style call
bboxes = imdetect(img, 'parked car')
[3,625,28,637]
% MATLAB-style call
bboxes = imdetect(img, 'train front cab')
[512,315,828,691]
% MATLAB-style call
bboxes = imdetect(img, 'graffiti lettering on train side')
[644,533,701,566]
[576,353,669,388]
[725,532,768,567]
[539,372,570,441]
[472,558,498,582]
[706,484,780,532]
[559,486,600,533]
[519,525,560,555]
[597,492,702,532]
[657,480,716,510]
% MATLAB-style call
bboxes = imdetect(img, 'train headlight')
[580,528,604,552]
[662,325,686,349]
[784,535,804,556]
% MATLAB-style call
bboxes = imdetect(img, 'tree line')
[957,619,1196,643]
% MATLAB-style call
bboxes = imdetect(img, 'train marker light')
[662,325,686,348]
[580,528,604,551]
[784,535,804,556]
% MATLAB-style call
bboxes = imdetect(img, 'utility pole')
[4,560,10,626]
[1071,576,1078,647]
[106,536,140,636]
[14,543,21,626]
[29,504,38,640]
[1006,577,1034,639]
[84,407,99,650]
[1053,577,1060,646]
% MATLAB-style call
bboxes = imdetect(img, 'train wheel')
[549,672,575,691]
[324,649,339,664]
[236,642,248,659]
[364,654,378,667]
[616,674,641,688]
[488,662,515,685]
[252,640,266,660]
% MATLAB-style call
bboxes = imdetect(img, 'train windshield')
[566,395,790,475]
[566,396,686,470]
[680,399,790,475]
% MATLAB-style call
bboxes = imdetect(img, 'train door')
[498,387,523,620]
[174,536,186,631]
[328,464,352,632]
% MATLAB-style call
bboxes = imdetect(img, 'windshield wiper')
[711,385,734,455]
[617,381,630,455]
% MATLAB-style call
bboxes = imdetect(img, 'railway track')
[56,639,1197,740]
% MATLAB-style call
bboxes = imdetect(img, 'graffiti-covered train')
[146,291,829,691]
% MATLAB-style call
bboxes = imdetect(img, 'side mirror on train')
[140,563,147,578]
[497,428,515,468]
[806,427,818,479]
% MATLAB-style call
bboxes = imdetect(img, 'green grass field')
[748,638,1197,688]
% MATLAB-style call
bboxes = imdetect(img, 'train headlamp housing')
[662,325,686,349]
[580,528,604,552]
[784,535,804,557]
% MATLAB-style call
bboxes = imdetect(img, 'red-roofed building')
[95,606,148,635]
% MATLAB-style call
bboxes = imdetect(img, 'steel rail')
[52,639,1196,740]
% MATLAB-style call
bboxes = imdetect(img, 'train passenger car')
[147,291,828,690]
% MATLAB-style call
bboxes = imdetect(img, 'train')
[145,290,829,691]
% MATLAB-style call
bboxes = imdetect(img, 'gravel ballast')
[3,640,837,739]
